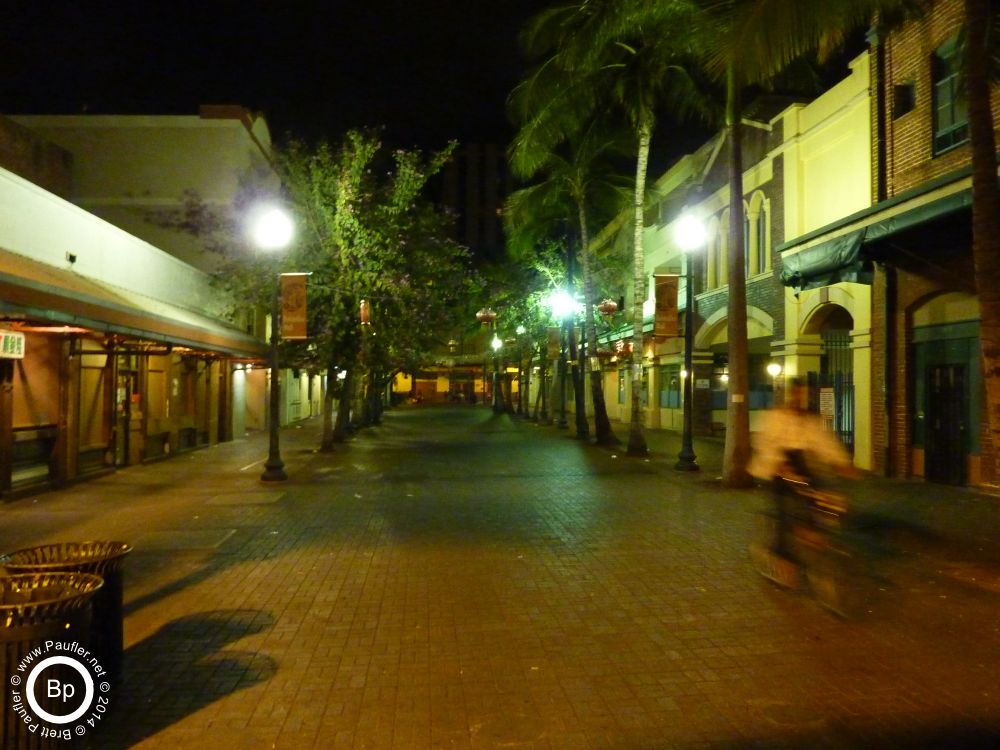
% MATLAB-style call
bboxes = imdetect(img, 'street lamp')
[250,206,294,482]
[490,334,503,414]
[476,308,501,411]
[767,362,782,405]
[674,212,706,472]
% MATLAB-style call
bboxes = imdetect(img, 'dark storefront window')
[659,364,681,408]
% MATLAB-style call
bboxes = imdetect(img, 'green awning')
[778,180,975,294]
[779,229,871,293]
[863,188,971,243]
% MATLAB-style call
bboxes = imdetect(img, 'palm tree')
[507,113,631,444]
[515,0,713,456]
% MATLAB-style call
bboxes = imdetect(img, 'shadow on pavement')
[94,609,275,749]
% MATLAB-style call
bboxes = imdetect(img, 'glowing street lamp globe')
[675,212,707,252]
[250,206,294,251]
[547,290,579,320]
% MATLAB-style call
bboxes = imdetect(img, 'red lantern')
[597,298,619,316]
[360,299,371,325]
[475,307,497,325]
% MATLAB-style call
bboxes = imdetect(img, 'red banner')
[280,273,309,340]
[654,274,679,338]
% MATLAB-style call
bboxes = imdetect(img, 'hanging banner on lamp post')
[547,327,561,360]
[653,273,679,338]
[280,273,309,340]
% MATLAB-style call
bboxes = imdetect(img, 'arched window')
[719,209,730,287]
[712,230,722,288]
[756,203,768,274]
[743,212,751,278]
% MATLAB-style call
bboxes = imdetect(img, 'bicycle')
[750,470,864,618]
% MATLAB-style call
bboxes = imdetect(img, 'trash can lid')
[1,541,132,572]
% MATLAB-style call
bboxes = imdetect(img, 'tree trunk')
[366,370,383,424]
[627,118,653,456]
[333,369,353,442]
[320,380,336,452]
[522,344,533,418]
[569,324,589,438]
[722,64,753,488]
[537,354,550,423]
[320,352,338,451]
[577,199,616,444]
[965,0,1000,485]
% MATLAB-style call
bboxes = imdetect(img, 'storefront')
[0,249,264,496]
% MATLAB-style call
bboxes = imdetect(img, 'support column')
[851,328,873,470]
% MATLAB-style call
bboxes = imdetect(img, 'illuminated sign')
[0,330,25,359]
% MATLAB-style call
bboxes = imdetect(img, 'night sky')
[1,1,543,149]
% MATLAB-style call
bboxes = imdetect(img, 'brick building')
[778,0,998,486]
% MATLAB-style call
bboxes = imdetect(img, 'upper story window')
[756,206,768,275]
[932,38,968,154]
[743,213,751,277]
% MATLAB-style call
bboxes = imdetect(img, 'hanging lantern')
[597,298,619,316]
[360,299,371,326]
[475,307,497,325]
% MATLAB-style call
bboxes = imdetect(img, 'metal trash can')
[1,572,103,749]
[1,543,131,682]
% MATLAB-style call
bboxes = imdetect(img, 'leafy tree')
[280,131,475,445]
[152,132,474,450]
[482,242,572,420]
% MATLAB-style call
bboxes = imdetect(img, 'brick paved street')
[2,406,1000,749]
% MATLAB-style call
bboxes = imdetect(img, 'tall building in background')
[441,143,511,262]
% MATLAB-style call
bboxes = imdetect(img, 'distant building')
[441,143,511,261]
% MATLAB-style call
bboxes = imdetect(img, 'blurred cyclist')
[749,377,857,562]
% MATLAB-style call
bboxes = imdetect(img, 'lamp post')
[674,213,706,472]
[515,325,526,416]
[251,207,294,482]
[476,308,501,411]
[547,290,577,429]
[490,334,503,413]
